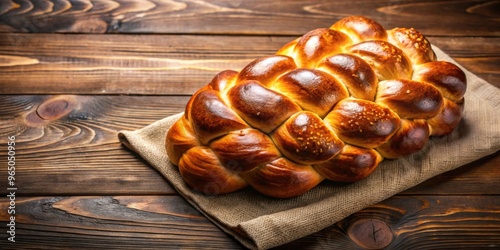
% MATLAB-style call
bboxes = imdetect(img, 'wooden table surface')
[0,0,499,249]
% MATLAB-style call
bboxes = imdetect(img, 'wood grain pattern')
[1,1,499,248]
[0,34,498,95]
[404,152,500,195]
[0,0,498,36]
[0,33,285,95]
[0,195,498,249]
[279,195,500,249]
[0,95,183,195]
[0,95,498,196]
[0,196,243,249]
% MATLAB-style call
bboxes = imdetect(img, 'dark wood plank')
[0,0,498,36]
[0,95,499,196]
[278,195,500,249]
[0,95,183,195]
[0,196,244,249]
[403,152,500,195]
[0,33,287,95]
[0,34,498,95]
[0,195,498,249]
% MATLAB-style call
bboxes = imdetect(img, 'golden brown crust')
[376,119,430,159]
[189,89,249,144]
[427,98,465,136]
[166,16,467,198]
[241,157,323,198]
[209,128,281,173]
[293,28,352,68]
[165,116,200,165]
[237,55,297,87]
[376,79,444,119]
[387,27,436,65]
[228,80,301,133]
[313,145,383,182]
[330,16,387,43]
[208,70,239,92]
[271,111,344,164]
[412,61,467,102]
[179,147,248,195]
[324,98,401,149]
[317,53,378,101]
[349,40,412,80]
[273,68,349,117]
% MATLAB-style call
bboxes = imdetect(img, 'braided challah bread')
[166,16,466,198]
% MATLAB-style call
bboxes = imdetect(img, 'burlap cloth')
[118,46,500,249]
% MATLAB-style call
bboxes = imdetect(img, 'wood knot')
[37,96,77,121]
[25,95,79,126]
[347,219,393,249]
[71,18,108,33]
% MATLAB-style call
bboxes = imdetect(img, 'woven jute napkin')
[118,46,500,250]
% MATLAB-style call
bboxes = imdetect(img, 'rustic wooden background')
[0,0,499,249]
